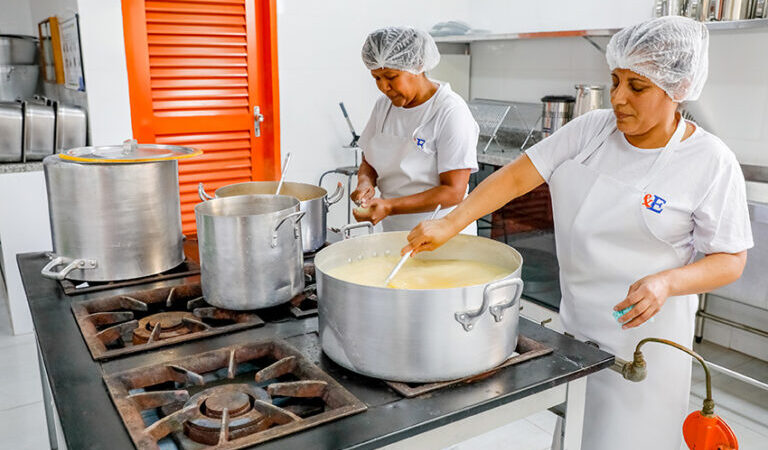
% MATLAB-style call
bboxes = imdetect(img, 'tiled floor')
[0,288,766,450]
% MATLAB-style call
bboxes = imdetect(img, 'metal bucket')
[199,181,343,253]
[195,194,305,310]
[315,223,524,382]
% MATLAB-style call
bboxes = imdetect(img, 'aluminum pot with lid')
[198,180,344,252]
[41,141,201,281]
[195,194,305,310]
[315,223,524,382]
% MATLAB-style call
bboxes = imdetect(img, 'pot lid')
[59,140,202,163]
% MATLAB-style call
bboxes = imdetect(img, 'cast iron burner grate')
[384,335,553,398]
[59,258,201,296]
[103,339,367,450]
[71,284,266,360]
[72,261,320,360]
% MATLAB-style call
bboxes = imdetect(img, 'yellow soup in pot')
[325,256,510,289]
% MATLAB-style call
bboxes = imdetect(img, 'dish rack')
[468,99,541,153]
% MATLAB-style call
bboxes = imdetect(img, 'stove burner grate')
[384,335,553,398]
[103,339,366,449]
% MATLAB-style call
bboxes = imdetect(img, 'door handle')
[254,106,265,137]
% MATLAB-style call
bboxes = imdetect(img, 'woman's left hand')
[354,198,392,225]
[613,273,671,329]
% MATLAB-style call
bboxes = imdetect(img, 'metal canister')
[573,84,606,118]
[540,95,575,138]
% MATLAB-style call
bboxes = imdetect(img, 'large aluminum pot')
[0,65,39,102]
[0,35,38,65]
[41,155,185,281]
[315,223,524,382]
[198,180,344,252]
[195,194,305,310]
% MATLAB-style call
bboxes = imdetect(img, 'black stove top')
[19,250,613,450]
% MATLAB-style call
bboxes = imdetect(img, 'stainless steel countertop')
[0,162,43,173]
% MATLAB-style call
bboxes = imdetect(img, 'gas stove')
[72,264,318,361]
[103,338,367,449]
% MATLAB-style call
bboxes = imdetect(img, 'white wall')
[75,0,133,144]
[0,0,35,35]
[461,0,653,34]
[276,0,470,227]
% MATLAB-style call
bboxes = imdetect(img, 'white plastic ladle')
[275,152,292,195]
[384,204,442,287]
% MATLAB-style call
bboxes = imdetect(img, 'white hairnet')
[361,26,440,75]
[606,16,709,102]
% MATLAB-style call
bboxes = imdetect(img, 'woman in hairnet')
[404,17,752,450]
[350,26,479,233]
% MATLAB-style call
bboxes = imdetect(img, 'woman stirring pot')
[404,17,753,450]
[351,26,479,234]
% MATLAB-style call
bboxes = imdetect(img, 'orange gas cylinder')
[682,408,738,449]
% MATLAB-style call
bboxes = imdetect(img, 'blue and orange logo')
[643,194,666,214]
[414,138,426,150]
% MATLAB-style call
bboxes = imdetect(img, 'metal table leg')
[694,292,708,343]
[37,341,60,450]
[561,377,586,450]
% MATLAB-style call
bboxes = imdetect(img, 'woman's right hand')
[350,182,375,207]
[402,217,460,256]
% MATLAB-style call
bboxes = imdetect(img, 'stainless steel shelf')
[433,18,768,44]
[706,17,768,31]
[433,28,618,43]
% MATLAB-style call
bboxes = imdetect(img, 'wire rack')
[468,100,510,153]
[469,99,541,152]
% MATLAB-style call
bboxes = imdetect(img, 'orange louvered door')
[122,0,280,235]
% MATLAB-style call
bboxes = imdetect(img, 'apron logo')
[414,138,426,150]
[642,194,666,214]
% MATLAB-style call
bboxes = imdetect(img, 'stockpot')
[199,180,344,252]
[41,142,201,281]
[195,194,305,310]
[315,223,525,382]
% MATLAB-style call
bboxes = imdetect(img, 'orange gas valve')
[614,338,740,450]
[683,410,738,450]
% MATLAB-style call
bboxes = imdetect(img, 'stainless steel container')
[41,146,190,281]
[573,85,605,118]
[0,65,39,101]
[0,102,23,162]
[199,180,344,252]
[315,223,524,382]
[540,95,574,138]
[22,99,54,161]
[0,35,38,65]
[196,194,305,310]
[54,103,87,153]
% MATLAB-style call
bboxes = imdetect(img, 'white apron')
[363,85,477,234]
[550,115,697,450]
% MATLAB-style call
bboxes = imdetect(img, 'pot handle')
[41,255,97,280]
[324,182,345,208]
[455,277,523,332]
[272,211,306,248]
[198,183,213,201]
[339,222,374,240]
[488,277,524,322]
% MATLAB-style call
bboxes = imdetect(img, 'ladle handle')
[275,152,292,195]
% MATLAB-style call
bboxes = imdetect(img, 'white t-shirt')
[359,82,479,175]
[526,109,753,262]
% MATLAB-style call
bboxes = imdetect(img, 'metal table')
[19,251,613,449]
